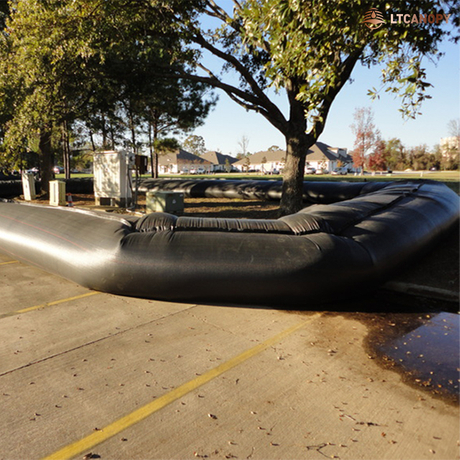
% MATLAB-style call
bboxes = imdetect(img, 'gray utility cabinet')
[146,191,184,213]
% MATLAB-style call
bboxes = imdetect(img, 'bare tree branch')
[155,65,287,133]
[192,32,285,127]
[232,0,242,11]
[203,0,232,23]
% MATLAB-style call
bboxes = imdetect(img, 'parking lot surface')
[0,253,458,460]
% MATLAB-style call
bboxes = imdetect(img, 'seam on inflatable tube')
[333,194,408,235]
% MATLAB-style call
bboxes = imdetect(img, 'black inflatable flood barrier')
[138,178,375,202]
[0,179,458,307]
[0,179,41,198]
[0,177,94,198]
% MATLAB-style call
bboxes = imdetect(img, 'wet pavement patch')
[348,309,459,405]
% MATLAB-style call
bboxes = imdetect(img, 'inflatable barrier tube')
[59,177,93,194]
[0,179,42,198]
[0,180,24,198]
[0,180,458,307]
[0,177,94,199]
[138,178,386,203]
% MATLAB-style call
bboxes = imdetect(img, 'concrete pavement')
[0,253,458,460]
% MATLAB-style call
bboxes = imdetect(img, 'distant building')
[201,151,239,172]
[233,149,286,173]
[233,142,352,173]
[306,143,351,172]
[157,149,213,174]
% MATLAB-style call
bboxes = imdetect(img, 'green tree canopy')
[384,138,407,170]
[183,134,207,156]
[0,0,214,185]
[143,81,215,178]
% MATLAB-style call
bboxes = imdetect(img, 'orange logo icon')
[362,8,385,29]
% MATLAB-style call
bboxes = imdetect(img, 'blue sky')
[191,37,459,156]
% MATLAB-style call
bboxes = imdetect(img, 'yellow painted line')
[0,291,100,319]
[0,260,19,266]
[43,314,320,460]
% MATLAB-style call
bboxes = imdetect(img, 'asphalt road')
[0,253,458,460]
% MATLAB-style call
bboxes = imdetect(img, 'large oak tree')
[145,0,459,213]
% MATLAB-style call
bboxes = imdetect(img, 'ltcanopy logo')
[362,7,452,29]
[390,12,451,24]
[362,8,385,29]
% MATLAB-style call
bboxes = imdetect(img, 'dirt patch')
[26,194,281,219]
[22,193,94,207]
[181,197,280,219]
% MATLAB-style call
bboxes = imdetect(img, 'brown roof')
[158,149,213,166]
[233,144,342,165]
[233,149,286,165]
[202,151,238,165]
[306,142,339,161]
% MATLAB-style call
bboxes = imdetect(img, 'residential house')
[157,149,213,174]
[233,143,351,173]
[201,151,239,172]
[306,142,352,172]
[233,149,286,173]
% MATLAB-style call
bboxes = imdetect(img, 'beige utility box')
[146,191,184,213]
[93,150,132,207]
[21,172,36,201]
[49,180,66,206]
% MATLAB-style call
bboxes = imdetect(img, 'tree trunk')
[101,112,108,149]
[148,121,158,179]
[61,121,71,179]
[130,123,136,155]
[109,123,115,150]
[39,125,53,195]
[128,106,137,155]
[89,129,96,151]
[149,111,159,179]
[278,79,314,215]
[279,131,312,216]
